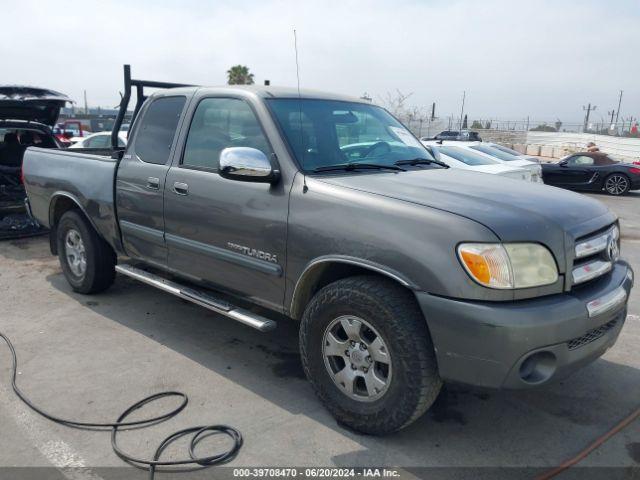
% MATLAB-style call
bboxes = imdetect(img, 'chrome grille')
[572,225,619,287]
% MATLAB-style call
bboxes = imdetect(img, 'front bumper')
[416,261,634,389]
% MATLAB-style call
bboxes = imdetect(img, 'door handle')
[173,182,189,195]
[146,177,160,190]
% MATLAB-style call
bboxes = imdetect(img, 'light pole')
[459,91,466,130]
[583,103,596,133]
[615,90,623,124]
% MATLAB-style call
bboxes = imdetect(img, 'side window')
[182,98,271,170]
[568,155,594,166]
[134,96,186,165]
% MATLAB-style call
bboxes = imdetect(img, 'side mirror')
[559,160,568,167]
[219,147,279,183]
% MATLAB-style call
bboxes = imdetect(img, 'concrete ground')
[0,192,638,479]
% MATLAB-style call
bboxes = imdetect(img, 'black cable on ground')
[0,332,243,479]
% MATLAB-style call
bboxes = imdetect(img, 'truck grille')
[572,225,619,287]
[567,318,619,350]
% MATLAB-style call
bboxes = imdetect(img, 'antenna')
[293,28,307,191]
[293,29,301,98]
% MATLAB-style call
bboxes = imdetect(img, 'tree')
[470,120,484,129]
[530,123,557,132]
[226,65,255,85]
[379,90,413,117]
[554,119,563,132]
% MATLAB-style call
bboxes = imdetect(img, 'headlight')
[457,243,558,289]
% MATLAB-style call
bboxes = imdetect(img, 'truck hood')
[315,168,615,250]
[0,86,72,126]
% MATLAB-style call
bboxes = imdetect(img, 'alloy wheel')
[322,315,392,402]
[65,229,87,277]
[605,175,629,195]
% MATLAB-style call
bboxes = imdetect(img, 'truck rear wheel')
[299,275,442,434]
[56,210,116,294]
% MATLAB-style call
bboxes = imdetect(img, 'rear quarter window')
[134,96,186,165]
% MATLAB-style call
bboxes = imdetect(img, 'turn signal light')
[459,251,491,284]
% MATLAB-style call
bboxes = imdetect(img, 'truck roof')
[149,85,369,104]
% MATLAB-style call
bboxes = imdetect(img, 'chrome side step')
[115,264,277,332]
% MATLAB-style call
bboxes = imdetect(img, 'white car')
[442,141,543,183]
[481,142,540,163]
[69,131,127,149]
[422,142,534,182]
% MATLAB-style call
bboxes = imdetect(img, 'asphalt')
[0,191,638,479]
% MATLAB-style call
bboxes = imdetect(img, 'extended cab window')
[134,96,186,165]
[86,135,110,148]
[182,98,271,170]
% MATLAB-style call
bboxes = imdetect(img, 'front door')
[559,155,595,186]
[116,95,187,267]
[163,96,288,311]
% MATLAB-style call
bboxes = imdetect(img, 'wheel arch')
[289,256,420,320]
[48,192,101,255]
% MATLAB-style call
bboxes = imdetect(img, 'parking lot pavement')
[0,193,638,477]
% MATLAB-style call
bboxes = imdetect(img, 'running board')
[115,264,277,332]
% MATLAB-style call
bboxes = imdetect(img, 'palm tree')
[226,65,255,85]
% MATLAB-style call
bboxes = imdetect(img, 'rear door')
[116,95,188,267]
[163,95,288,311]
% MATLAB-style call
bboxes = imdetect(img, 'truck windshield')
[267,99,435,172]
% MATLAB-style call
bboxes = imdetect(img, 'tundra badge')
[227,242,278,263]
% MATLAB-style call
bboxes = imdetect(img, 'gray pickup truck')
[23,66,634,434]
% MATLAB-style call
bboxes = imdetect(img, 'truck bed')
[22,147,121,249]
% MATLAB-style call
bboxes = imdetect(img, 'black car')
[422,130,482,142]
[541,151,640,196]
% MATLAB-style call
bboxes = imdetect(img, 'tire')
[299,275,442,435]
[56,210,116,294]
[604,173,630,196]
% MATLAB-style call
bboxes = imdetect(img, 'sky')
[2,0,638,124]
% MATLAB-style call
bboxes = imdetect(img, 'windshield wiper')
[394,158,450,169]
[312,162,406,173]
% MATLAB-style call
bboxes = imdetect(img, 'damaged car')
[0,86,70,239]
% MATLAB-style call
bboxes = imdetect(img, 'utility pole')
[615,90,623,124]
[608,109,616,125]
[83,90,88,115]
[582,103,596,132]
[459,91,466,130]
[430,102,436,121]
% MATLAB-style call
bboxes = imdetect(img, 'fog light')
[519,351,556,384]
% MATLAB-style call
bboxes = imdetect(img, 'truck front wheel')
[299,276,442,434]
[56,210,116,294]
